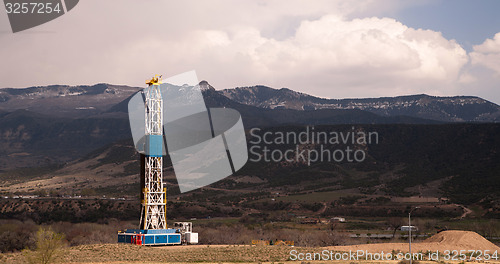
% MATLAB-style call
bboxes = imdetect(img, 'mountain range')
[0,84,140,118]
[221,85,500,122]
[1,82,499,122]
[0,81,498,169]
[0,82,499,215]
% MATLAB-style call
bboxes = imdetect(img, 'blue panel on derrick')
[117,234,127,243]
[117,231,181,245]
[168,234,181,244]
[144,235,155,244]
[155,235,167,244]
[145,135,163,157]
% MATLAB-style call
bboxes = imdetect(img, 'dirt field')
[2,231,499,263]
[326,230,500,252]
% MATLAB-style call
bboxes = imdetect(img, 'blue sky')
[1,1,499,104]
[385,0,500,51]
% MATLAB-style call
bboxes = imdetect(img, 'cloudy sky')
[1,0,500,104]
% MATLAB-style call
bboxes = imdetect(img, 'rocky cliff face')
[222,86,500,122]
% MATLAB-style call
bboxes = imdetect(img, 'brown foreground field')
[1,231,499,263]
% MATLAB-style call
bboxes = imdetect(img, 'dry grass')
[1,240,498,263]
[2,230,500,263]
[2,244,295,264]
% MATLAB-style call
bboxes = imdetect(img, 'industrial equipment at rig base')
[117,76,198,246]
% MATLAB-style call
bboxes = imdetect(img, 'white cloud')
[184,15,469,99]
[0,1,498,104]
[457,33,500,104]
[470,33,500,75]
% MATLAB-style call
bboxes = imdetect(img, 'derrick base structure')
[117,222,199,246]
[118,229,181,245]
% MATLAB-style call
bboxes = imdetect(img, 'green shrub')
[24,227,66,264]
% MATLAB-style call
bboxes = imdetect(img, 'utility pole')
[409,206,420,264]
